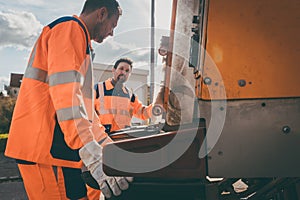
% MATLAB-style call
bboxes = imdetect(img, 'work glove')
[79,140,133,198]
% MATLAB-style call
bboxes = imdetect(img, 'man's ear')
[98,7,108,22]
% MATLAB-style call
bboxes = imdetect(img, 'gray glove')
[79,140,133,198]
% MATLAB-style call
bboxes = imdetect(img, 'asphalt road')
[0,152,28,200]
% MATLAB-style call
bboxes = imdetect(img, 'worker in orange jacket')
[87,58,153,199]
[5,0,132,199]
[95,58,153,133]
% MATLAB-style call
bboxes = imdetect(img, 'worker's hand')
[79,140,133,198]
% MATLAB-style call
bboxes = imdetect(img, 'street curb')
[0,176,22,183]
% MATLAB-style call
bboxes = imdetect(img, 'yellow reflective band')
[49,70,82,87]
[56,105,87,122]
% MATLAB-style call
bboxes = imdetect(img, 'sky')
[0,0,172,90]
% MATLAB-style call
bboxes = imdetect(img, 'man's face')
[93,9,119,43]
[112,62,132,84]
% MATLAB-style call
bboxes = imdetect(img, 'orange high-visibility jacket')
[5,16,108,168]
[94,78,153,133]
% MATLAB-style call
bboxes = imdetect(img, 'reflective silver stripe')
[98,82,106,113]
[27,43,36,70]
[81,56,93,99]
[56,106,87,122]
[49,70,82,87]
[119,110,131,116]
[24,67,48,83]
[99,108,131,117]
[23,44,49,83]
[100,109,117,115]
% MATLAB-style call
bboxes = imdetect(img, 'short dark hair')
[81,0,121,17]
[113,58,133,69]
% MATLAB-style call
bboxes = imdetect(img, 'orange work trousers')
[18,163,87,200]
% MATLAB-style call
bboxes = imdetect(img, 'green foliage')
[0,97,16,133]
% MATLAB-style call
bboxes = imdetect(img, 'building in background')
[5,73,23,98]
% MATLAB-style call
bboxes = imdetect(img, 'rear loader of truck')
[99,0,300,199]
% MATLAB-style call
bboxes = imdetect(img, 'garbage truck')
[86,0,300,199]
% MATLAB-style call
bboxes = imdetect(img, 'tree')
[0,97,16,133]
